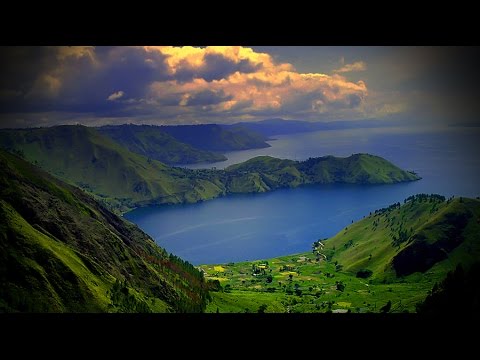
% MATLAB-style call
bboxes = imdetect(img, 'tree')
[207,279,222,292]
[416,263,480,314]
[336,281,346,292]
[380,300,392,313]
[258,304,268,313]
[266,275,273,283]
[356,269,373,278]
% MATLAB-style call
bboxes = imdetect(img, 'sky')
[0,46,479,128]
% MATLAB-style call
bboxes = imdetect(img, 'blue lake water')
[125,126,480,265]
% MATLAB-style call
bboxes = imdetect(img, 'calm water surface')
[125,126,480,265]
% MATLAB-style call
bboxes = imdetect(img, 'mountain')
[97,124,226,165]
[199,195,480,313]
[228,117,404,136]
[322,194,480,280]
[224,154,420,193]
[0,125,227,212]
[227,118,319,136]
[0,149,209,312]
[160,124,270,151]
[416,262,480,313]
[0,126,419,213]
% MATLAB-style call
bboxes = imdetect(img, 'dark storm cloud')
[0,47,59,113]
[0,46,263,117]
[174,52,260,83]
[0,46,171,115]
[0,46,371,127]
[0,47,55,93]
[201,53,260,81]
[183,90,233,106]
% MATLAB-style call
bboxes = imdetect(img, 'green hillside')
[0,149,209,312]
[98,124,226,165]
[0,126,419,213]
[199,195,480,313]
[160,124,270,151]
[416,262,480,313]
[323,194,480,280]
[0,126,226,212]
[227,154,420,185]
[224,154,420,193]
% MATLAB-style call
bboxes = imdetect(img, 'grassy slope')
[160,124,271,151]
[0,150,209,313]
[0,126,227,212]
[97,124,226,165]
[416,262,480,313]
[200,196,480,313]
[324,196,480,280]
[227,154,420,185]
[224,154,420,194]
[0,126,419,213]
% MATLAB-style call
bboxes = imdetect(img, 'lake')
[125,126,480,265]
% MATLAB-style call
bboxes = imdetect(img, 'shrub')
[356,269,373,278]
[207,279,222,292]
[258,304,268,313]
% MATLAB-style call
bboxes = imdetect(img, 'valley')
[0,124,478,313]
[1,45,479,314]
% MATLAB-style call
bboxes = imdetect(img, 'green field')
[201,254,433,313]
[200,196,480,313]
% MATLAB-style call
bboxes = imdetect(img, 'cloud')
[147,47,367,118]
[334,61,367,73]
[107,91,125,101]
[0,46,370,126]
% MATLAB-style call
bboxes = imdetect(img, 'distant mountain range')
[227,117,405,137]
[158,123,270,151]
[97,124,227,164]
[98,123,270,165]
[0,118,405,166]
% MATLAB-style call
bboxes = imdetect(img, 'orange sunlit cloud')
[0,46,378,126]
[146,46,367,116]
[1,46,477,128]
